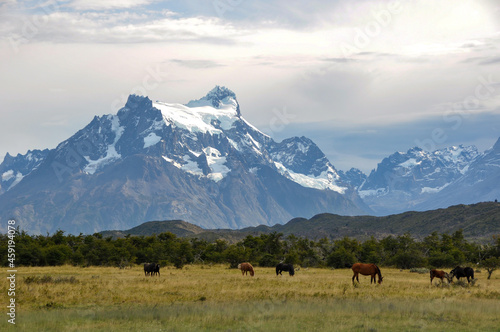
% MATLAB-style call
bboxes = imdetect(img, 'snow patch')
[274,162,346,194]
[358,188,387,198]
[84,115,124,175]
[181,155,204,177]
[9,172,24,189]
[162,156,182,168]
[421,183,449,194]
[163,148,230,182]
[203,147,230,182]
[2,170,14,181]
[2,171,24,190]
[399,158,420,168]
[143,133,162,148]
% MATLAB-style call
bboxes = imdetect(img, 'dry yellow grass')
[3,264,500,331]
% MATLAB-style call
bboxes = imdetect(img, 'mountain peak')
[206,85,236,104]
[124,94,153,110]
[3,152,12,161]
[492,137,500,151]
[186,86,241,116]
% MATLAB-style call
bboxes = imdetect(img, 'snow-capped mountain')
[0,149,49,195]
[0,87,366,234]
[413,137,500,211]
[358,145,481,214]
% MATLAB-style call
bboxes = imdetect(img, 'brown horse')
[238,262,255,276]
[352,263,383,284]
[430,269,451,284]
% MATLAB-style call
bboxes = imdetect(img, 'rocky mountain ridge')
[0,87,365,234]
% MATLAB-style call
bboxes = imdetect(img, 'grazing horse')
[152,264,160,276]
[238,262,255,276]
[276,263,295,276]
[430,269,450,284]
[351,263,383,285]
[144,263,160,276]
[449,266,474,283]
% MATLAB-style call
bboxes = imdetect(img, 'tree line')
[1,228,499,272]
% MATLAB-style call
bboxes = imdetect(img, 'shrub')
[259,254,278,267]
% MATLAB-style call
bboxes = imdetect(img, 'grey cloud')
[321,57,357,63]
[479,56,500,65]
[170,59,225,69]
[462,56,500,66]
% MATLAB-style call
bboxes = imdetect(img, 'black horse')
[276,263,295,276]
[144,263,160,276]
[449,266,474,283]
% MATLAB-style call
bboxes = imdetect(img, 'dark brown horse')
[238,262,255,276]
[430,269,450,284]
[449,266,474,283]
[276,263,295,276]
[352,263,383,284]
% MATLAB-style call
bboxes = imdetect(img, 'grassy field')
[2,264,500,331]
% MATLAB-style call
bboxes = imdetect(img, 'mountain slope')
[100,220,205,238]
[100,202,500,242]
[0,87,367,234]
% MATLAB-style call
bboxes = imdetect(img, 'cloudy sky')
[1,0,500,173]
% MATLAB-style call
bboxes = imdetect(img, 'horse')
[238,262,255,276]
[430,269,450,284]
[449,266,474,283]
[144,263,160,276]
[152,263,160,276]
[351,263,383,284]
[276,263,295,276]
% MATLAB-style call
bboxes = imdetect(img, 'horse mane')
[374,264,382,279]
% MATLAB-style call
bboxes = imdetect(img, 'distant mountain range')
[100,202,500,242]
[1,86,499,235]
[358,141,500,215]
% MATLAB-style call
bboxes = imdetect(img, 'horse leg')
[352,273,356,284]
